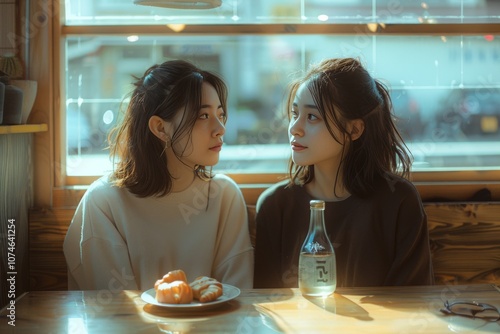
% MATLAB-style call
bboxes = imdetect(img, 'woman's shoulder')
[207,174,246,200]
[83,174,123,203]
[261,179,292,196]
[373,173,422,206]
[379,174,418,194]
[86,174,112,191]
[212,173,236,184]
[257,179,305,210]
[211,173,240,191]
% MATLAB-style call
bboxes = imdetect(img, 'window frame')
[55,22,500,204]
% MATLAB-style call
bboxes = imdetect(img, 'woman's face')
[170,82,226,168]
[289,82,345,168]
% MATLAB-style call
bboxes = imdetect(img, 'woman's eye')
[219,113,227,121]
[199,113,209,119]
[290,110,298,118]
[308,113,319,121]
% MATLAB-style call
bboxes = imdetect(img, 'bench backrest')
[29,202,500,290]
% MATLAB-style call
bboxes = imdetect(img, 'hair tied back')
[143,70,155,87]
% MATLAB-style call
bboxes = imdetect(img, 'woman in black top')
[254,58,434,288]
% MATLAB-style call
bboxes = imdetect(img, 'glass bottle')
[298,200,336,296]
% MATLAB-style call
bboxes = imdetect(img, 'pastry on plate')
[154,269,188,290]
[190,276,223,303]
[155,280,193,304]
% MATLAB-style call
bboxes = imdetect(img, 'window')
[60,0,500,185]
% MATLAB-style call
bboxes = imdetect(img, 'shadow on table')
[142,297,290,333]
[304,293,373,321]
[142,301,239,333]
[142,299,238,318]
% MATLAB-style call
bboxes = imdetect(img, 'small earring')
[164,135,171,149]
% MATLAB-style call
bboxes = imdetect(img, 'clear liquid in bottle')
[298,200,336,296]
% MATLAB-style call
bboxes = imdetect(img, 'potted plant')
[0,54,38,124]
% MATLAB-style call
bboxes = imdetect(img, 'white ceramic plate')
[141,284,240,311]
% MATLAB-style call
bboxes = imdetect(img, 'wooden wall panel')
[427,203,500,285]
[29,203,500,291]
[29,208,74,291]
[0,134,33,308]
[0,2,16,53]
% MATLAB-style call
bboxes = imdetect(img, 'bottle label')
[305,241,325,253]
[299,253,336,296]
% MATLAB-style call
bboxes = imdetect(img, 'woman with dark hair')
[64,60,254,290]
[254,58,433,288]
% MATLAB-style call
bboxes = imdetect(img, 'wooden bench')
[29,202,500,291]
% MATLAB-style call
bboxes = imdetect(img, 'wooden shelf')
[0,123,48,135]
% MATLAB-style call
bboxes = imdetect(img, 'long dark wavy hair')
[108,59,228,197]
[286,58,412,197]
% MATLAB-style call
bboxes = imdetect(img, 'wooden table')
[1,284,499,333]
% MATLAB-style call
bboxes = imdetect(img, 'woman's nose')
[289,117,303,137]
[213,119,225,137]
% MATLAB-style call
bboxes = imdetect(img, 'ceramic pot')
[2,83,23,125]
[0,81,4,123]
[11,80,38,124]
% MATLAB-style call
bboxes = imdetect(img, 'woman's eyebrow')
[200,104,222,109]
[293,102,318,110]
[305,104,319,110]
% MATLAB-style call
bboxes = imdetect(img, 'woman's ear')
[148,115,170,142]
[348,119,365,141]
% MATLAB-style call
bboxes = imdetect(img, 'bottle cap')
[310,200,325,209]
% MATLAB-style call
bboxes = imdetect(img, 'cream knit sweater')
[64,174,254,291]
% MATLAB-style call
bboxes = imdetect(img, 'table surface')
[1,284,499,333]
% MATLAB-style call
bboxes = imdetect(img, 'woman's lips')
[291,142,306,151]
[210,144,222,152]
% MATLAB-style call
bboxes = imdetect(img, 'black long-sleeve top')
[254,175,434,288]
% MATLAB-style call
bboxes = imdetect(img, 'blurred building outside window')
[62,0,500,177]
